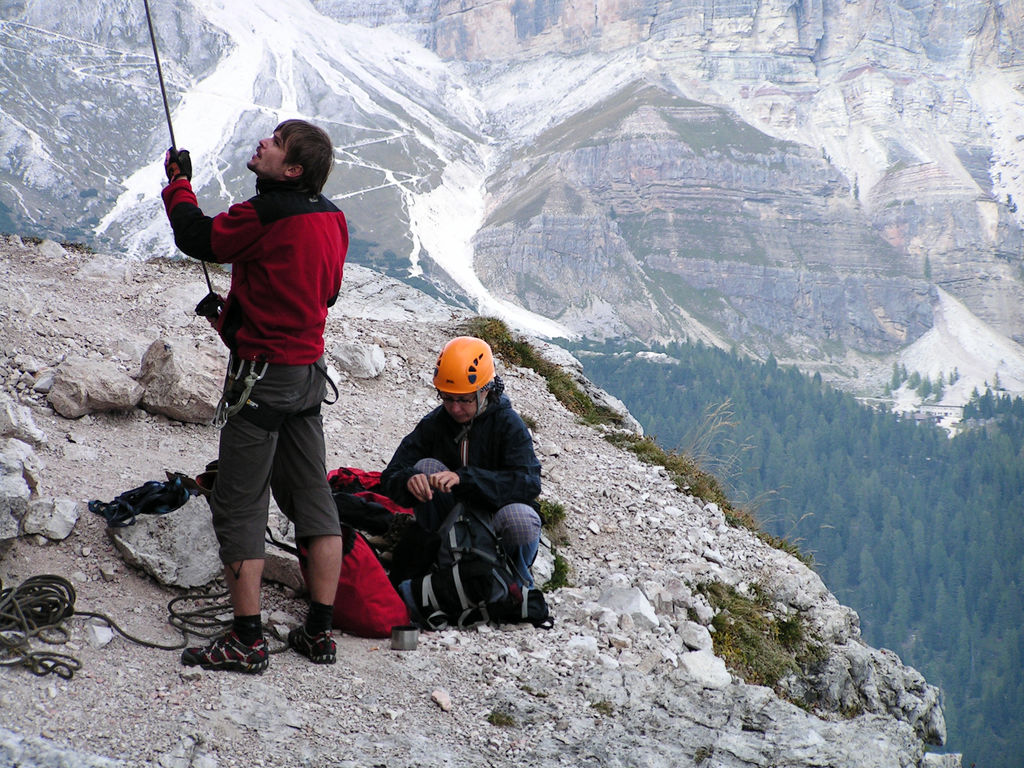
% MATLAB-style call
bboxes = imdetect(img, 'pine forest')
[568,339,1024,768]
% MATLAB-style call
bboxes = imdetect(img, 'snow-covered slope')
[891,288,1024,412]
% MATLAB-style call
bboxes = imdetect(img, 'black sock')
[305,602,334,635]
[233,614,262,645]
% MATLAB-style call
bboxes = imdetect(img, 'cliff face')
[470,81,942,355]
[413,0,1024,359]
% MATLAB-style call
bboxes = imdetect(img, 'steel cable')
[141,0,214,294]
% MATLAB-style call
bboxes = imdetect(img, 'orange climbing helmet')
[433,336,495,394]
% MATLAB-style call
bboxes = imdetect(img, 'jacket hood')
[446,379,512,443]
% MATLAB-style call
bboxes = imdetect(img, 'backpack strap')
[452,562,471,611]
[87,477,192,528]
[419,575,449,630]
[459,604,489,628]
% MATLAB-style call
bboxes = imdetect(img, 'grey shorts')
[209,358,340,564]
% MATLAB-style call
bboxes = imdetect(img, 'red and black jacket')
[162,177,347,364]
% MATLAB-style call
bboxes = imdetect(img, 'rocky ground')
[0,236,957,768]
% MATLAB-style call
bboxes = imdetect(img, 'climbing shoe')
[288,626,336,664]
[181,630,269,673]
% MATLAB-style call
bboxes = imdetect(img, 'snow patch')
[967,70,1024,231]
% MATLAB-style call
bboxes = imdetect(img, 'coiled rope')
[0,575,81,678]
[0,574,286,680]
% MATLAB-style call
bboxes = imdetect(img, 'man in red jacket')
[161,120,347,673]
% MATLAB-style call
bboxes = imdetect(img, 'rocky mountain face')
[1,0,1022,391]
[0,237,959,767]
[471,82,942,354]
[445,0,1024,363]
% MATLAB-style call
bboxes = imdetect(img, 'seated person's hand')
[407,472,433,502]
[428,470,460,493]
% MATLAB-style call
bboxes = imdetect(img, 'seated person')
[380,336,542,590]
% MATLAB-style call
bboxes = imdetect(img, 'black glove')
[165,147,192,182]
[194,291,224,319]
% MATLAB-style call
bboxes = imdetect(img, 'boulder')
[107,495,221,588]
[139,338,222,424]
[22,498,80,541]
[47,358,143,418]
[330,340,386,379]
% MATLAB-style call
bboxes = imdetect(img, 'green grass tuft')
[487,709,517,727]
[542,549,571,592]
[696,581,826,696]
[463,316,805,562]
[538,498,567,534]
[590,699,614,716]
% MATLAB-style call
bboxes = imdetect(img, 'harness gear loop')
[213,357,269,429]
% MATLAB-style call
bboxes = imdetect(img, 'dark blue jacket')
[381,389,541,512]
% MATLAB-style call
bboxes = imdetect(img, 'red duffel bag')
[298,527,410,639]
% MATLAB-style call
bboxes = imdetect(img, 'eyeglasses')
[437,392,477,405]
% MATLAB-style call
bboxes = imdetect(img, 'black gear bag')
[406,502,552,630]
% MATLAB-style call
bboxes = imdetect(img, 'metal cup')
[390,625,419,651]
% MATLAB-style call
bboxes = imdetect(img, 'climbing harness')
[213,357,269,428]
[213,358,338,429]
[87,475,193,527]
[316,360,339,405]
